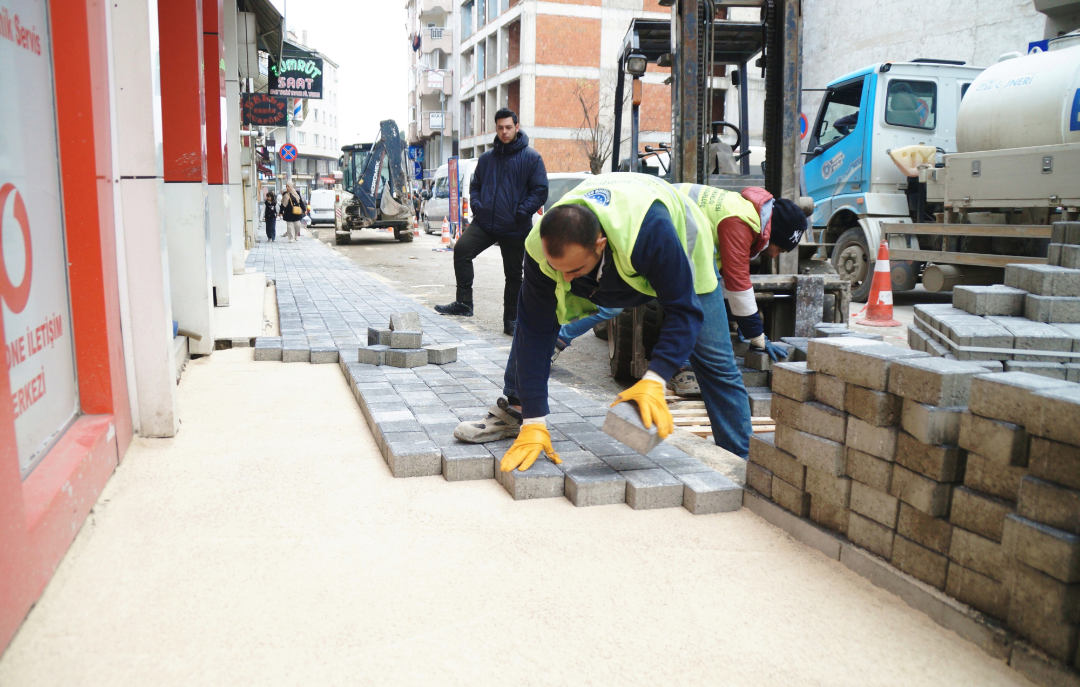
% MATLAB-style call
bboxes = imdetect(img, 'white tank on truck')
[957,35,1080,153]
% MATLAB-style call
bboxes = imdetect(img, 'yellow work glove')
[500,424,562,472]
[611,378,673,439]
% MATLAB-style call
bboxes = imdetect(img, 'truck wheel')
[608,311,634,380]
[395,228,414,243]
[891,260,919,292]
[831,227,873,303]
[336,232,351,245]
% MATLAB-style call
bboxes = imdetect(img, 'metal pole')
[739,60,750,175]
[611,66,624,173]
[630,79,640,173]
[674,0,700,184]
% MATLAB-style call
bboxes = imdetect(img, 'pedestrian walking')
[280,182,304,242]
[264,190,278,242]
[434,108,548,336]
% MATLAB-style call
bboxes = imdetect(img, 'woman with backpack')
[279,182,305,242]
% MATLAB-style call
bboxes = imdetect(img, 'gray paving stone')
[282,341,310,362]
[389,330,423,349]
[254,337,283,361]
[907,325,930,352]
[441,444,495,481]
[959,412,1028,467]
[987,316,1074,361]
[776,423,846,476]
[771,394,847,443]
[771,361,814,401]
[900,399,964,446]
[1005,361,1068,379]
[969,371,1073,425]
[386,437,442,478]
[309,345,338,364]
[385,348,428,368]
[1026,294,1080,324]
[952,284,1027,317]
[679,471,741,514]
[624,468,684,510]
[813,372,847,410]
[1003,514,1080,583]
[425,344,458,364]
[390,311,423,331]
[886,356,988,406]
[358,345,389,365]
[1062,244,1080,270]
[564,466,627,507]
[1006,264,1080,297]
[602,401,661,455]
[502,459,565,500]
[808,338,929,391]
[845,385,902,427]
[602,454,657,471]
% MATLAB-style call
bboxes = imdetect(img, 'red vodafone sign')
[2,0,80,477]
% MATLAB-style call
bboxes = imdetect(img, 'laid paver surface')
[246,235,737,511]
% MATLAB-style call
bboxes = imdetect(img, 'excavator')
[336,120,415,244]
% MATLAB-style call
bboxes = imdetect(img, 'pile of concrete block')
[755,341,1080,675]
[357,311,457,368]
[908,222,1080,377]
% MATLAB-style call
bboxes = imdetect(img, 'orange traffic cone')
[856,240,902,327]
[413,216,420,237]
[441,218,450,244]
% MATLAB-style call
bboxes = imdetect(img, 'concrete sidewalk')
[0,349,1032,686]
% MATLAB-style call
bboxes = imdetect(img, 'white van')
[423,158,478,234]
[308,189,336,226]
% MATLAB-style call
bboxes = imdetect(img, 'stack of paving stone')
[969,371,1080,668]
[356,311,458,368]
[908,222,1080,378]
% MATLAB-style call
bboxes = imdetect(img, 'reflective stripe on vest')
[525,174,718,325]
[674,183,762,271]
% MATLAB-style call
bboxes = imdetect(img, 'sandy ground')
[0,349,1035,686]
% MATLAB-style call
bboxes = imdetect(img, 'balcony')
[419,69,453,96]
[420,110,452,138]
[422,27,452,55]
[419,0,451,18]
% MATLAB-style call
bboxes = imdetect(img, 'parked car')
[423,158,479,234]
[308,189,336,226]
[532,172,592,226]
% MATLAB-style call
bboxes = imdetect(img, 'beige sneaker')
[453,398,522,443]
[667,370,701,397]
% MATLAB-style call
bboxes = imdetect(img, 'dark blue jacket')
[514,202,705,418]
[469,130,548,238]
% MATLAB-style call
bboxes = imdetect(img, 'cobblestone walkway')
[245,235,740,513]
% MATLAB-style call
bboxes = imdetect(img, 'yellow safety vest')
[674,183,761,271]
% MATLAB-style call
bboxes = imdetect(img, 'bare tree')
[572,80,613,175]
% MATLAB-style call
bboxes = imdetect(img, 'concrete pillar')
[158,0,214,355]
[223,1,246,269]
[110,0,180,436]
[203,0,231,305]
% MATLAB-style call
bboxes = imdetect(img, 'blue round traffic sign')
[798,113,809,140]
[279,143,298,161]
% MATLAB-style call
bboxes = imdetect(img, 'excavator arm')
[350,119,413,227]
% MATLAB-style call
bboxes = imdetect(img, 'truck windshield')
[813,79,863,152]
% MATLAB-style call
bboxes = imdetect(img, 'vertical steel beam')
[672,0,700,184]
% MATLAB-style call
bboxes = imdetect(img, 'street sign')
[408,145,425,162]
[241,94,287,126]
[798,113,809,140]
[412,161,422,181]
[279,143,298,161]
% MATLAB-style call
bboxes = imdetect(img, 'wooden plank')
[888,248,1046,267]
[881,222,1053,239]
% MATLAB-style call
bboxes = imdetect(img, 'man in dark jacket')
[435,108,548,335]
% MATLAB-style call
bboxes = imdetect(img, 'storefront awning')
[238,0,284,67]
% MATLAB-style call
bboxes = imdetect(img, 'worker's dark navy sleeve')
[515,254,562,418]
[630,202,705,381]
[469,157,485,214]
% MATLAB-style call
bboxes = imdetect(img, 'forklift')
[602,0,850,380]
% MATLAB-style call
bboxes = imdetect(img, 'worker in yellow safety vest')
[451,172,756,466]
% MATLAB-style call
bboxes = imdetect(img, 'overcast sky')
[269,0,409,143]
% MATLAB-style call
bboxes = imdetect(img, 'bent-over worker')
[453,172,755,465]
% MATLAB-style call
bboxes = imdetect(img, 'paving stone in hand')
[602,401,662,455]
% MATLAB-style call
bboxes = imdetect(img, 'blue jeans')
[503,288,751,458]
[689,286,752,458]
[558,307,624,343]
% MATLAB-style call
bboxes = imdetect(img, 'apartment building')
[286,30,342,196]
[407,0,679,176]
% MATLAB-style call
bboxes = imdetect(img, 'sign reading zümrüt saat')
[269,54,323,99]
[242,94,287,126]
